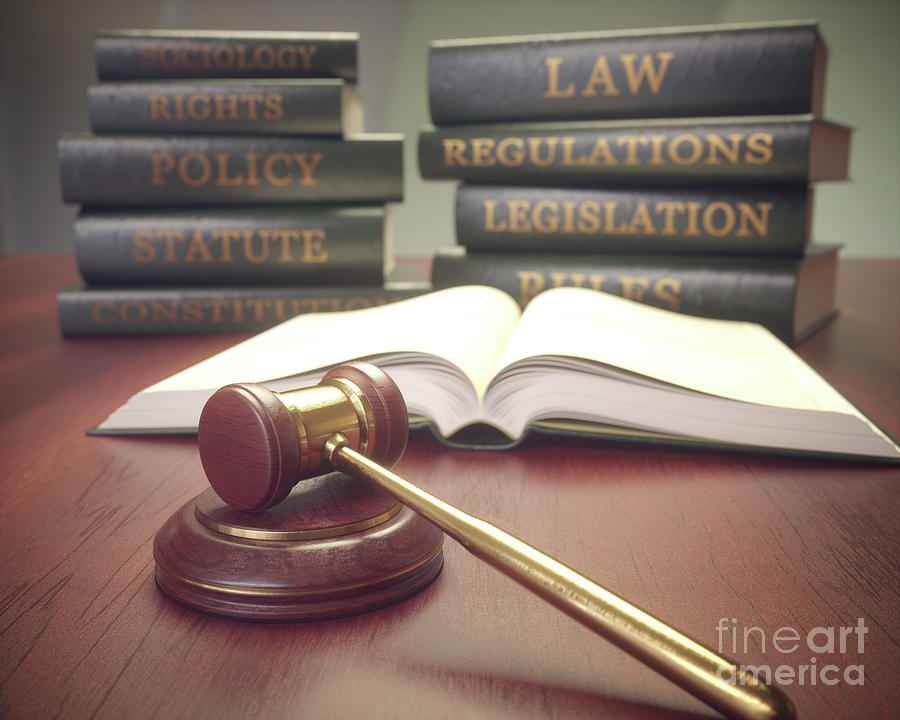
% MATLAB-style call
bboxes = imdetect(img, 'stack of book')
[57,29,423,335]
[419,20,851,344]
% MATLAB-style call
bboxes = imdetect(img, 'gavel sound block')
[154,362,794,720]
[153,364,443,621]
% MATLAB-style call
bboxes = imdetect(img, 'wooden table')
[1,255,898,720]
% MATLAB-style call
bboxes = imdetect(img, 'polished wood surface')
[1,255,898,719]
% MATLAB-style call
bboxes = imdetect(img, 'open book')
[94,286,900,461]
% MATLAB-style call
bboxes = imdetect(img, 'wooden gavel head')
[198,362,408,512]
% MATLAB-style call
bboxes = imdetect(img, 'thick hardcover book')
[88,79,363,136]
[431,244,838,345]
[429,20,825,124]
[57,282,428,336]
[455,184,812,255]
[418,115,849,185]
[58,133,403,206]
[89,286,899,463]
[95,30,358,81]
[73,206,390,286]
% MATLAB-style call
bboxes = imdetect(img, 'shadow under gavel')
[156,362,794,720]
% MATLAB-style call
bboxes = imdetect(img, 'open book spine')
[57,283,429,335]
[58,133,403,206]
[95,30,359,81]
[431,245,838,344]
[455,184,811,255]
[73,206,387,286]
[417,115,849,184]
[429,21,824,123]
[88,80,352,136]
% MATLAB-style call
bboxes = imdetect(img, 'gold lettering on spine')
[627,203,657,235]
[577,201,601,233]
[619,52,674,94]
[264,93,283,119]
[528,137,559,167]
[582,56,620,96]
[561,137,589,166]
[470,138,497,166]
[745,133,774,164]
[184,232,214,262]
[620,276,651,302]
[684,202,702,236]
[215,230,237,262]
[296,45,318,70]
[149,153,175,186]
[244,229,267,263]
[133,230,155,262]
[300,229,328,262]
[737,202,772,237]
[215,153,243,186]
[668,134,704,165]
[507,201,531,232]
[532,200,558,233]
[543,57,576,98]
[702,202,736,237]
[705,134,743,165]
[586,138,618,165]
[263,153,292,186]
[161,231,180,262]
[616,136,648,165]
[497,137,524,166]
[179,153,212,186]
[655,278,681,310]
[603,201,628,234]
[482,200,506,232]
[294,153,323,186]
[149,95,170,120]
[517,270,545,305]
[441,138,468,167]
[187,94,211,120]
[140,44,156,69]
[92,302,117,324]
[151,301,177,324]
[244,153,262,186]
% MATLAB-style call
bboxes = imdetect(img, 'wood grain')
[0,255,898,720]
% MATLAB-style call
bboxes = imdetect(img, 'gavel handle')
[325,434,794,720]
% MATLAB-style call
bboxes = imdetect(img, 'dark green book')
[95,29,358,81]
[418,115,849,185]
[58,133,403,206]
[88,79,362,136]
[57,282,428,336]
[73,206,389,286]
[455,184,812,255]
[431,244,838,344]
[429,20,825,124]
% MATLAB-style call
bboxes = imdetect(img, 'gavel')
[172,362,794,720]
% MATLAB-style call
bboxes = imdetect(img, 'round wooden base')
[153,472,444,621]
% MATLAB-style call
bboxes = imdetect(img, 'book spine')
[58,134,403,205]
[455,185,811,255]
[74,207,386,286]
[57,284,427,335]
[88,81,345,136]
[431,248,829,343]
[95,32,358,81]
[429,24,822,123]
[419,118,835,184]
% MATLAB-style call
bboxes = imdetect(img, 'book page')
[145,285,521,398]
[492,287,850,412]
